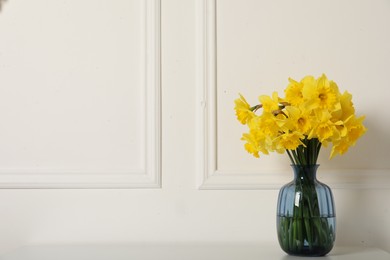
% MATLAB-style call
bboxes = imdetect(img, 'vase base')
[281,246,333,257]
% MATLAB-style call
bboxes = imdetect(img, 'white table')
[0,245,389,260]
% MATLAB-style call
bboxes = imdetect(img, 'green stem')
[298,145,307,165]
[309,138,314,165]
[286,138,322,166]
[286,150,295,165]
[291,150,301,165]
[315,141,322,163]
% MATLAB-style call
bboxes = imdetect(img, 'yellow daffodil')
[344,115,367,144]
[316,74,340,109]
[330,115,366,158]
[241,132,261,158]
[285,78,304,106]
[330,139,351,158]
[309,110,339,143]
[338,91,355,121]
[284,106,312,135]
[241,128,270,157]
[302,74,339,111]
[234,94,255,124]
[259,92,280,113]
[257,112,281,137]
[277,131,305,150]
[234,74,366,163]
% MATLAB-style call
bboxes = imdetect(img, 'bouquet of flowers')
[234,74,366,165]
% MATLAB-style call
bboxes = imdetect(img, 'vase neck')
[291,164,319,183]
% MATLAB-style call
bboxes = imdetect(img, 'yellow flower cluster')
[234,74,366,161]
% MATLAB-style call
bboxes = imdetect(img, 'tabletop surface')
[1,245,389,260]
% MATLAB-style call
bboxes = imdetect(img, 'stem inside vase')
[276,165,336,256]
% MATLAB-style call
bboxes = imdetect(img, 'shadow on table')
[281,255,332,260]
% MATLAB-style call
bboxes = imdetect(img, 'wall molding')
[0,0,161,189]
[196,0,390,190]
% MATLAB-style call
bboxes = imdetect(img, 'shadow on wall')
[0,0,7,11]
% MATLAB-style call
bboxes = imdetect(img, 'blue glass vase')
[276,165,336,256]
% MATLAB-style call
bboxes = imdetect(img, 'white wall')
[0,0,389,255]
